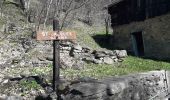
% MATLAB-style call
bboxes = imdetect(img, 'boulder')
[93,59,103,64]
[114,50,128,58]
[103,57,113,65]
[94,53,106,58]
[82,57,94,63]
[73,45,82,51]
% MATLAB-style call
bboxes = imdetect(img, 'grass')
[121,56,170,72]
[4,55,170,81]
[19,80,41,90]
[61,56,170,79]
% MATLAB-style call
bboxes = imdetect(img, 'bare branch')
[43,0,53,29]
[60,0,92,30]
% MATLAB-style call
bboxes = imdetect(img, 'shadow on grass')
[92,34,114,50]
[128,52,170,63]
[92,34,170,63]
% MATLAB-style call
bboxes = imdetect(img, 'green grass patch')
[121,56,170,72]
[61,56,170,80]
[19,80,41,90]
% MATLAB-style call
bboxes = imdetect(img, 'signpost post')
[36,19,76,100]
[52,20,60,94]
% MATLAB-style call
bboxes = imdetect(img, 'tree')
[25,0,91,30]
[43,0,53,28]
[23,0,114,30]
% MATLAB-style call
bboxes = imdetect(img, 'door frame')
[131,31,145,56]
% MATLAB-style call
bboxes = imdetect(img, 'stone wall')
[1,70,170,100]
[62,70,170,100]
[111,13,170,59]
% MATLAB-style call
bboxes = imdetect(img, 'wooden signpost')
[36,20,76,99]
[36,31,76,41]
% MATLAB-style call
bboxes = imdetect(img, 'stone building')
[108,0,170,59]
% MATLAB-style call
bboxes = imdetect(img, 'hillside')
[1,0,170,100]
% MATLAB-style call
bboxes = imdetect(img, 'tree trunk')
[43,0,53,29]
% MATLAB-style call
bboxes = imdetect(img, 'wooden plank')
[36,31,76,40]
[57,31,76,40]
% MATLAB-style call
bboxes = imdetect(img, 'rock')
[110,55,117,59]
[61,47,72,51]
[70,82,107,97]
[46,56,53,61]
[82,56,94,63]
[114,50,128,58]
[73,45,82,51]
[82,47,91,53]
[93,59,103,64]
[103,50,115,56]
[118,58,124,62]
[73,50,82,53]
[113,58,119,62]
[107,82,126,95]
[94,53,106,58]
[2,79,9,84]
[93,50,106,58]
[70,45,83,58]
[103,57,113,64]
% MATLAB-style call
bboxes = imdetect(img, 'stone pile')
[60,42,128,65]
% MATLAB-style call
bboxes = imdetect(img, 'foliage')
[19,80,41,90]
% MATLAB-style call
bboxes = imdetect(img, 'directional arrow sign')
[36,31,76,41]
